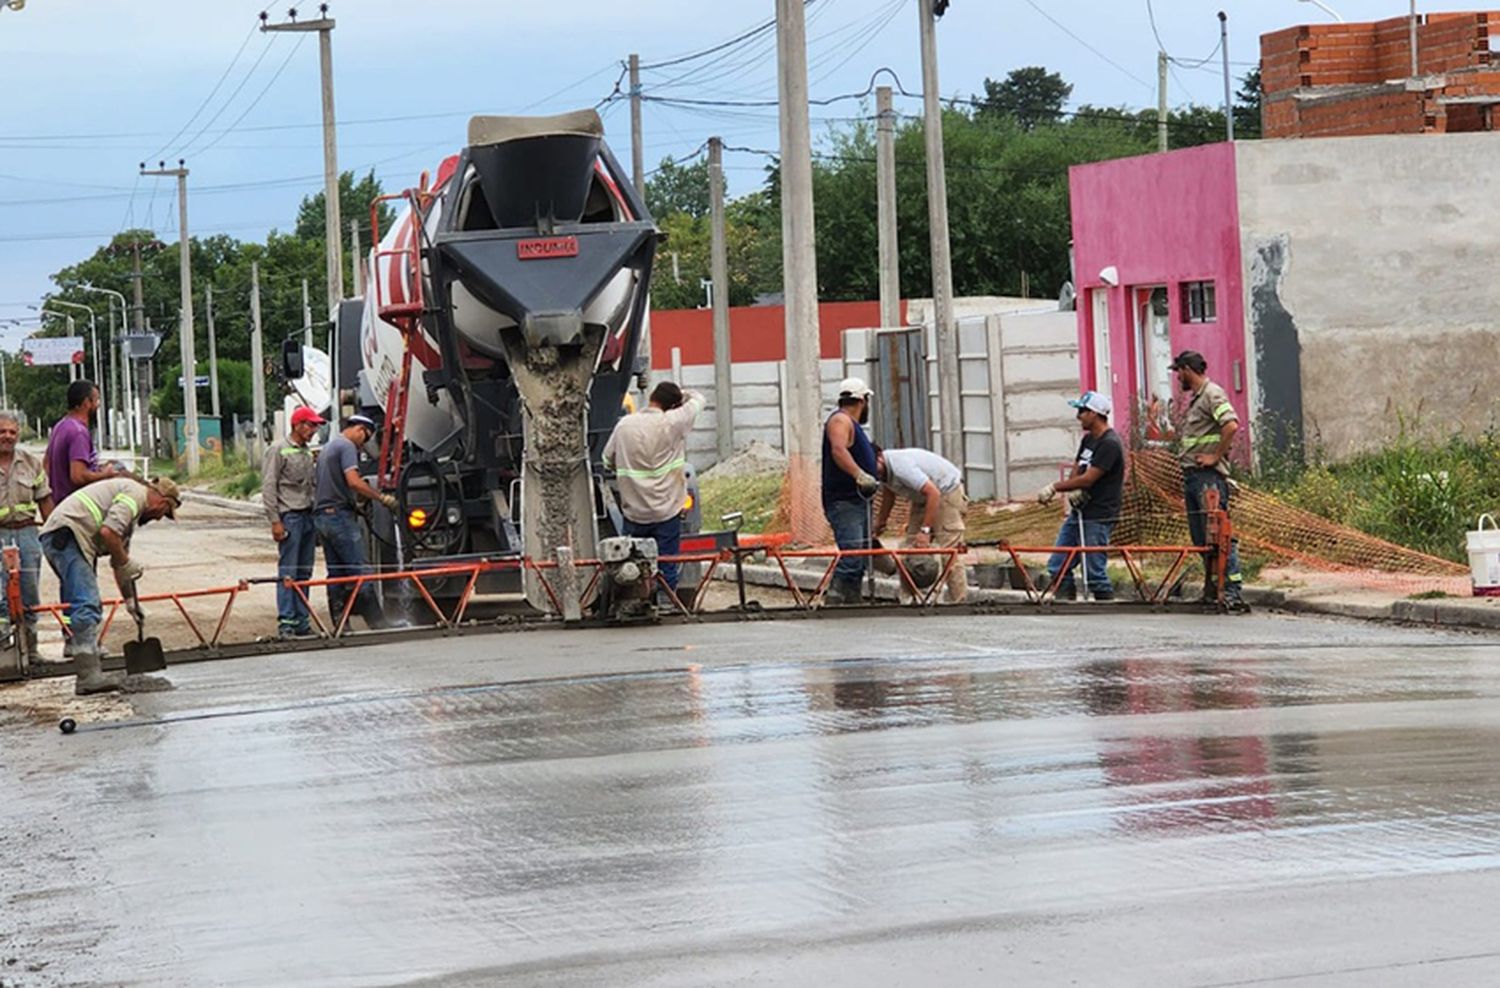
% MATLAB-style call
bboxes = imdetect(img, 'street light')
[1298,0,1344,22]
[79,284,132,451]
[34,300,106,448]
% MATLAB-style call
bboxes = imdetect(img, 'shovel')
[122,581,166,674]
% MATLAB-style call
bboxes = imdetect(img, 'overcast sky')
[0,0,1421,338]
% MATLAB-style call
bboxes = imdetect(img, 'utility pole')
[302,278,313,350]
[777,0,823,542]
[350,218,363,296]
[1158,51,1170,152]
[918,0,962,463]
[45,299,105,445]
[1219,12,1235,142]
[141,160,199,474]
[629,53,645,197]
[205,283,221,417]
[1410,0,1420,77]
[250,261,268,464]
[131,241,148,455]
[876,85,901,330]
[80,285,128,448]
[262,5,344,320]
[707,136,733,461]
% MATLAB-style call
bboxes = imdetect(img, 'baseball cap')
[1068,390,1113,417]
[149,476,182,519]
[291,406,326,427]
[346,414,378,432]
[837,377,872,401]
[1169,350,1207,373]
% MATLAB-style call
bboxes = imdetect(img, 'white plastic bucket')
[1466,514,1500,597]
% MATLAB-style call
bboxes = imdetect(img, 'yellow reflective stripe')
[1212,402,1235,422]
[112,493,140,515]
[78,493,104,525]
[0,502,37,518]
[0,507,8,519]
[279,447,311,456]
[616,457,687,480]
[1183,434,1222,448]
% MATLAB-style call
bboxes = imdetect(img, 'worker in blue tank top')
[821,377,879,605]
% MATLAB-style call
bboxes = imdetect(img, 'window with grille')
[1182,281,1216,324]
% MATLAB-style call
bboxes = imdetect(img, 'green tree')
[645,156,711,220]
[1235,67,1263,140]
[295,169,397,290]
[979,67,1074,130]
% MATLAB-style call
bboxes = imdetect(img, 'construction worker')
[1036,391,1126,601]
[822,377,879,605]
[1170,350,1249,612]
[38,475,181,694]
[43,379,121,506]
[872,444,969,603]
[603,381,705,594]
[263,406,324,639]
[314,414,398,629]
[0,413,54,663]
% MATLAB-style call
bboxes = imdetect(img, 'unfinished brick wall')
[1262,11,1500,138]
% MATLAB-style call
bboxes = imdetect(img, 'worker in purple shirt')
[44,379,121,504]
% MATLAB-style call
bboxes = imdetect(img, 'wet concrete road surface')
[6,612,1500,986]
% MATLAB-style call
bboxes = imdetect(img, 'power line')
[144,21,260,163]
[193,34,309,155]
[1022,0,1153,92]
[174,33,281,159]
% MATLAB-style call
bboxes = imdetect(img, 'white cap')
[1068,390,1112,417]
[837,377,872,402]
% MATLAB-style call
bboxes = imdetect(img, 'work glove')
[855,471,879,496]
[113,558,145,584]
[379,493,399,511]
[1035,483,1058,505]
[1067,489,1090,510]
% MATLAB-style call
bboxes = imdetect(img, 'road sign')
[21,336,84,367]
[175,375,211,388]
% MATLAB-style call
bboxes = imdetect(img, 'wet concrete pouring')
[5,611,1500,986]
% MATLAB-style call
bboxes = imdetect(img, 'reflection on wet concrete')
[7,631,1500,986]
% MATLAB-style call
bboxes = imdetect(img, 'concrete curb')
[181,489,264,518]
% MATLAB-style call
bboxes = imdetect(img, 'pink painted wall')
[1068,143,1248,444]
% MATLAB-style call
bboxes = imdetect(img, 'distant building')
[1263,11,1500,138]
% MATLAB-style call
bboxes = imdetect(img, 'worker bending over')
[314,414,398,629]
[263,406,324,639]
[1170,350,1248,612]
[873,445,969,603]
[603,381,705,594]
[39,476,181,694]
[1036,391,1125,601]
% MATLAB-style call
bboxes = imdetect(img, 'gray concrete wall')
[1235,134,1500,458]
[675,359,845,471]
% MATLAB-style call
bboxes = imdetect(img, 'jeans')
[625,514,683,590]
[1183,469,1243,590]
[1047,514,1116,597]
[314,507,382,628]
[0,526,42,627]
[824,498,871,594]
[41,530,101,633]
[276,511,317,632]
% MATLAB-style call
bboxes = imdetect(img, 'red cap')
[291,406,326,427]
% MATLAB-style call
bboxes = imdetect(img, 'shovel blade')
[123,637,166,674]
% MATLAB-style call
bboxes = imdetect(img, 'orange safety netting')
[763,447,1470,596]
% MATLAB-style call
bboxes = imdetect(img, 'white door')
[1090,289,1111,394]
[1135,287,1173,438]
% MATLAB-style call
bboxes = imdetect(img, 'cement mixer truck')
[324,109,679,614]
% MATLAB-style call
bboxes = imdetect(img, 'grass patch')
[1408,589,1453,600]
[155,450,261,499]
[698,472,783,534]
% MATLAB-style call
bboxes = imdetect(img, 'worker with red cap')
[263,406,325,639]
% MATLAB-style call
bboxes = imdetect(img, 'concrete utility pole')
[1410,0,1420,77]
[1158,51,1170,152]
[350,218,363,296]
[131,241,149,454]
[876,85,901,330]
[141,160,199,474]
[777,0,825,542]
[918,0,962,463]
[707,136,733,461]
[262,5,344,319]
[44,299,104,446]
[205,284,221,417]
[629,53,645,197]
[1219,12,1235,142]
[302,278,313,350]
[250,261,268,463]
[79,284,130,449]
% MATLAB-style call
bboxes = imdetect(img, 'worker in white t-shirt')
[871,445,968,603]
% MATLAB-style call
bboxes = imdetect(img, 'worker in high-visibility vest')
[39,476,182,694]
[0,412,55,663]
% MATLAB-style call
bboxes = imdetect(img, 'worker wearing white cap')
[821,377,879,605]
[1035,390,1126,601]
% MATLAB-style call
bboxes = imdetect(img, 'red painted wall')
[1068,142,1248,442]
[648,300,904,369]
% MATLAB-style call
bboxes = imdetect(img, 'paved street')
[4,611,1500,986]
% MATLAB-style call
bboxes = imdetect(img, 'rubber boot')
[72,625,123,696]
[21,623,39,664]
